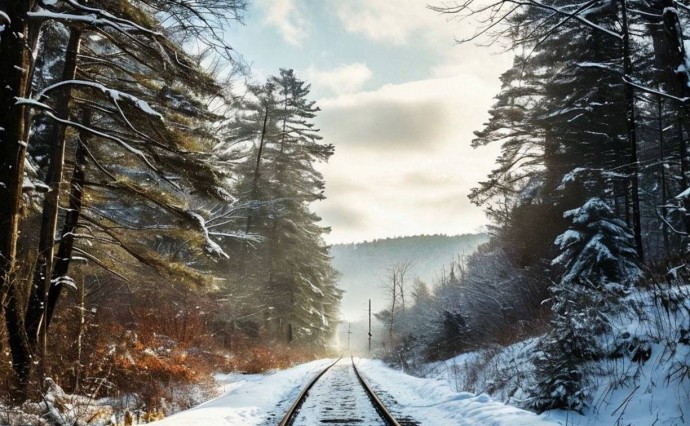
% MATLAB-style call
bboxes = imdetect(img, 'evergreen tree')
[0,0,246,390]
[530,197,640,412]
[468,1,635,320]
[228,69,340,347]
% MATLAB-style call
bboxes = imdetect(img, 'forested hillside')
[331,234,487,320]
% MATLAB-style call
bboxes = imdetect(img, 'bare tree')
[378,260,415,348]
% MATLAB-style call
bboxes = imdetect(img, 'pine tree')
[227,69,340,347]
[530,197,640,413]
[0,0,246,390]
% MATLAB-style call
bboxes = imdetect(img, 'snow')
[355,358,557,425]
[150,359,334,425]
[291,361,383,425]
[676,186,690,199]
[22,176,35,192]
[188,212,229,259]
[36,80,163,120]
[0,11,10,28]
[14,97,53,112]
[421,286,690,426]
[151,357,565,425]
[51,275,77,290]
[26,10,148,34]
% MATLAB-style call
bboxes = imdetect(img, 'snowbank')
[421,286,690,425]
[356,357,557,425]
[150,358,334,425]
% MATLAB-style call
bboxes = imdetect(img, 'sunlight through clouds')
[312,73,501,243]
[336,0,462,46]
[231,0,512,243]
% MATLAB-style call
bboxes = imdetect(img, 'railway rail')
[278,356,409,425]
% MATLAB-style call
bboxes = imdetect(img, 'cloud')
[319,99,449,151]
[312,73,503,244]
[306,63,373,95]
[326,175,370,196]
[257,0,308,46]
[335,0,460,46]
[317,204,367,229]
[334,0,512,79]
[316,74,493,152]
[400,171,456,187]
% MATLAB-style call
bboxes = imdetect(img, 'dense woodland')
[2,0,690,423]
[0,0,340,416]
[374,0,690,415]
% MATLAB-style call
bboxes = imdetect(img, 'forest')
[0,1,341,421]
[373,0,690,419]
[1,0,690,425]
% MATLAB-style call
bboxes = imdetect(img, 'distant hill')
[331,234,488,321]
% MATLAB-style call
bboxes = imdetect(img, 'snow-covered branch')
[28,5,161,36]
[623,76,690,104]
[44,111,159,173]
[187,212,229,259]
[37,79,163,120]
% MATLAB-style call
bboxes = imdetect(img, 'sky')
[227,0,513,244]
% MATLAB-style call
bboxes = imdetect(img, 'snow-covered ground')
[151,356,559,425]
[151,358,334,425]
[151,283,690,426]
[424,340,690,425]
[355,358,557,425]
[291,360,384,425]
[421,286,690,425]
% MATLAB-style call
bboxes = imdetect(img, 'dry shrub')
[222,344,329,374]
[0,269,334,415]
[107,342,201,408]
[81,315,221,410]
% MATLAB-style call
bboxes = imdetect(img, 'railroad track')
[279,356,415,425]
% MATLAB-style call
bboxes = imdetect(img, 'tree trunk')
[648,0,690,234]
[45,112,91,332]
[677,116,690,233]
[656,96,670,254]
[0,0,38,395]
[25,29,82,360]
[621,0,644,261]
[389,272,397,347]
[245,107,269,234]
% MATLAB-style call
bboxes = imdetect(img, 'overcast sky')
[228,0,512,244]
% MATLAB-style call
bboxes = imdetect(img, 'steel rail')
[278,355,402,426]
[351,356,402,426]
[277,355,342,426]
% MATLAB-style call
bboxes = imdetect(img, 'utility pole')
[368,299,372,355]
[347,322,352,352]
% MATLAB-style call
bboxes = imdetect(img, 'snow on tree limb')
[623,76,690,104]
[63,0,162,35]
[187,212,229,259]
[0,10,10,26]
[36,79,164,120]
[51,276,77,291]
[675,0,690,14]
[27,6,162,36]
[43,111,159,173]
[14,97,54,112]
[676,187,690,199]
